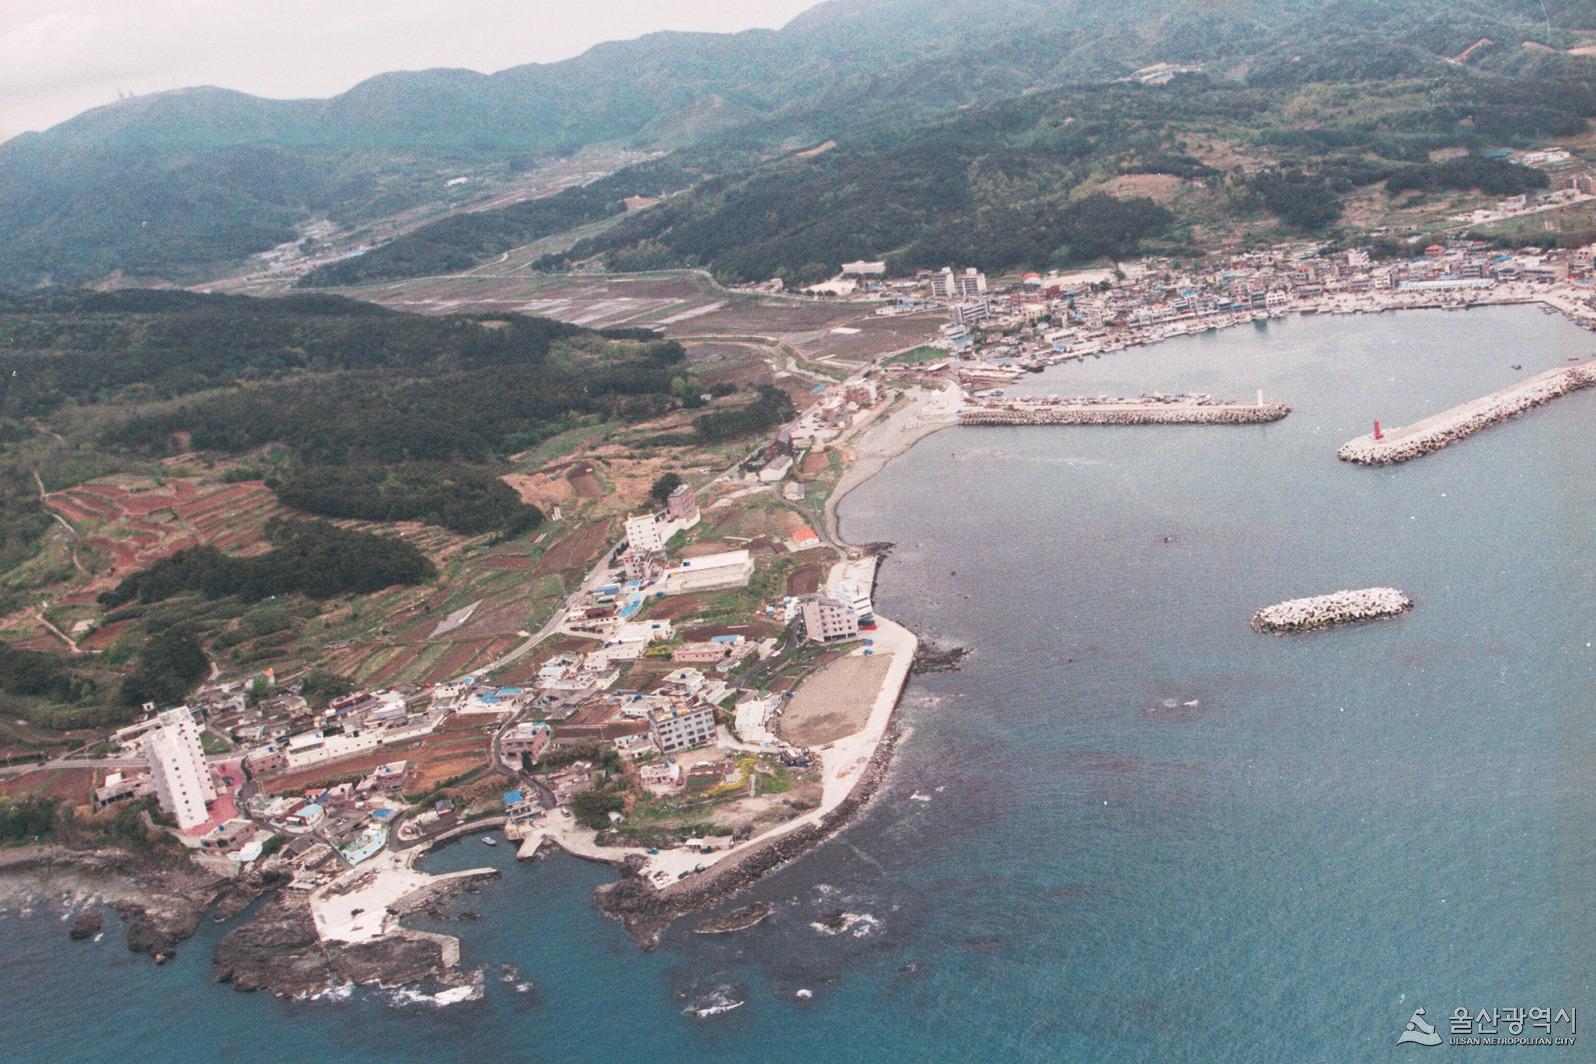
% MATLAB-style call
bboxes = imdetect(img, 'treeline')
[37,294,690,464]
[1,793,175,850]
[100,518,435,607]
[0,635,204,720]
[0,796,58,841]
[694,385,795,442]
[271,462,541,536]
[299,157,708,287]
[110,347,684,465]
[1244,159,1397,232]
[118,628,208,709]
[0,643,100,705]
[1386,155,1549,197]
[521,80,1331,281]
[1244,150,1549,233]
[890,195,1175,272]
[0,466,52,577]
[0,291,599,418]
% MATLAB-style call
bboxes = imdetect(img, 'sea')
[3,306,1593,1063]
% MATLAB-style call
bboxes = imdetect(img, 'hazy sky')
[0,0,818,140]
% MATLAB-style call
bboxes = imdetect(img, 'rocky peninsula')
[212,891,480,997]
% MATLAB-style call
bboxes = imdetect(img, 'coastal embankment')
[581,607,916,946]
[959,396,1289,426]
[1338,364,1594,465]
[596,709,906,948]
[1251,588,1413,634]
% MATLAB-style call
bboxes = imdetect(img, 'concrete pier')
[1251,588,1412,634]
[960,394,1290,427]
[1338,364,1594,465]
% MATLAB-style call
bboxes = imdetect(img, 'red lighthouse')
[1373,419,1383,441]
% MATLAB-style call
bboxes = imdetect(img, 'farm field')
[259,715,495,794]
[336,271,939,365]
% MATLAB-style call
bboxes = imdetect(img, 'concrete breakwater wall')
[1251,587,1412,634]
[1338,365,1595,465]
[960,402,1290,427]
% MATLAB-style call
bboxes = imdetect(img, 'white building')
[838,581,874,625]
[625,513,664,553]
[951,299,990,327]
[615,619,674,644]
[659,549,755,595]
[801,595,861,643]
[842,260,887,276]
[142,707,217,831]
[649,703,717,755]
[734,694,782,745]
[759,455,794,483]
[931,267,988,300]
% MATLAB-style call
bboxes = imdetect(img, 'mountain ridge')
[3,0,1593,287]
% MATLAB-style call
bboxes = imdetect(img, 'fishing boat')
[481,836,498,846]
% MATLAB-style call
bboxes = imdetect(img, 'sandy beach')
[823,381,961,543]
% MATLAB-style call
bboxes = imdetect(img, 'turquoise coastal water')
[4,306,1593,1062]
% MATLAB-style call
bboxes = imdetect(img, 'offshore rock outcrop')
[1339,365,1594,464]
[693,902,776,935]
[1251,588,1412,634]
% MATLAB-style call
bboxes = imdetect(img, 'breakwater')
[1250,587,1413,634]
[960,398,1290,427]
[1338,364,1594,464]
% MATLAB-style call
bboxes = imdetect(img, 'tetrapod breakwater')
[1338,364,1594,465]
[1251,587,1413,634]
[959,395,1290,427]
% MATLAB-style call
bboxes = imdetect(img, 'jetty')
[1338,364,1595,465]
[959,391,1290,427]
[1251,588,1412,634]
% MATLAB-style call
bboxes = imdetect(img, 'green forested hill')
[0,291,695,724]
[4,0,1593,287]
[368,64,1591,287]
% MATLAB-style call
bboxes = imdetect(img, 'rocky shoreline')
[0,842,506,997]
[0,844,267,963]
[211,889,482,997]
[912,642,968,674]
[594,715,905,949]
[692,902,776,934]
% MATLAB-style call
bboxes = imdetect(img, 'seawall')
[1338,365,1594,465]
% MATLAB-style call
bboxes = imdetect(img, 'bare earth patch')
[780,653,895,747]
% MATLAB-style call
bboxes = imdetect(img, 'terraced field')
[42,478,288,600]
